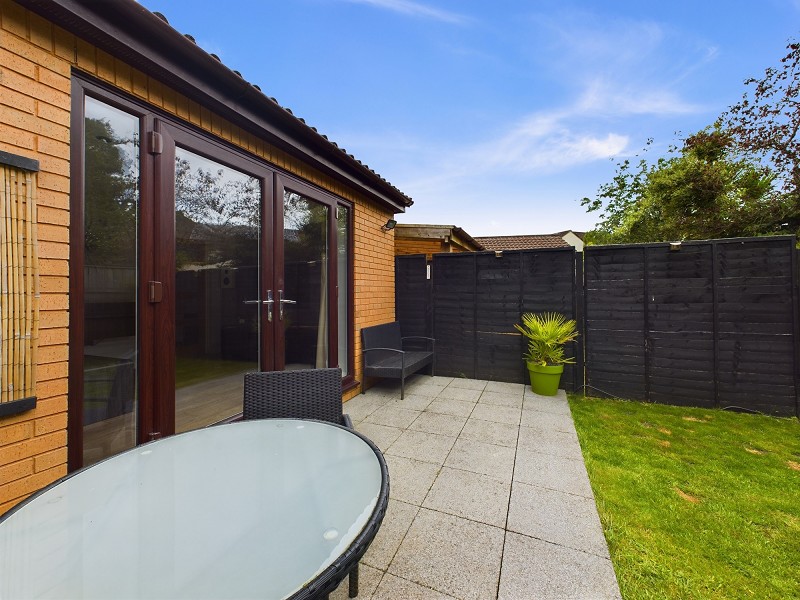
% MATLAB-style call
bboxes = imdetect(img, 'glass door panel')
[173,148,260,432]
[282,192,328,370]
[82,98,139,466]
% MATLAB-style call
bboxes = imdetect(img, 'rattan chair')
[242,368,360,597]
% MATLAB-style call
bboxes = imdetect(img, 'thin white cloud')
[576,79,705,116]
[341,0,469,24]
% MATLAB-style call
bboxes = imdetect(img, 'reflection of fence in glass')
[0,164,39,403]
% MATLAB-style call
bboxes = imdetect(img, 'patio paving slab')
[409,411,467,437]
[437,386,483,402]
[522,391,572,416]
[445,378,488,391]
[364,405,421,429]
[507,481,610,558]
[386,430,456,465]
[444,438,516,483]
[498,532,621,600]
[387,394,434,411]
[425,398,476,418]
[350,381,620,600]
[422,466,511,528]
[470,403,521,426]
[388,507,505,600]
[516,425,584,460]
[384,454,441,505]
[458,418,518,448]
[363,498,419,571]
[484,381,525,394]
[513,449,594,498]
[478,390,524,409]
[520,407,576,432]
[371,573,458,600]
[355,422,404,453]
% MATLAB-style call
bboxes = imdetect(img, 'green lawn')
[569,395,800,600]
[175,357,257,389]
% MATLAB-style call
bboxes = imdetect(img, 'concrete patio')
[332,375,621,600]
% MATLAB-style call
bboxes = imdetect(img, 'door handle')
[244,290,274,322]
[278,290,297,321]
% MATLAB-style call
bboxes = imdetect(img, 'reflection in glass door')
[82,98,139,466]
[173,148,260,432]
[283,192,328,370]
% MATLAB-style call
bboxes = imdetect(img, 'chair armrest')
[362,347,404,354]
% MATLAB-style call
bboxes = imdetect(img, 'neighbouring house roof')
[395,224,484,251]
[17,0,412,213]
[474,234,572,251]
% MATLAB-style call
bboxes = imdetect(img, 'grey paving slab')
[522,393,572,417]
[409,411,467,438]
[445,438,516,483]
[484,381,525,395]
[470,403,521,426]
[499,532,621,600]
[516,425,583,460]
[425,398,476,418]
[371,573,458,600]
[478,390,524,409]
[459,418,519,448]
[404,383,446,398]
[524,388,568,401]
[437,386,483,402]
[423,466,511,528]
[364,405,422,429]
[386,430,456,465]
[388,508,505,600]
[363,499,419,571]
[343,394,387,422]
[446,378,488,391]
[330,563,383,600]
[389,394,434,411]
[520,408,575,432]
[384,454,441,506]
[507,481,610,558]
[513,449,594,498]
[355,422,404,453]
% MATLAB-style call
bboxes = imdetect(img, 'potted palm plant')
[514,312,579,396]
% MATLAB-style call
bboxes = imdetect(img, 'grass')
[569,395,800,600]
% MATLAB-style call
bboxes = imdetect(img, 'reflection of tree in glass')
[174,157,259,269]
[84,118,138,266]
[284,192,327,262]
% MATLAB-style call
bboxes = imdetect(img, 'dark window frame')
[69,72,356,471]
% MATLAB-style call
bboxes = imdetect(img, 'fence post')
[711,241,720,409]
[574,250,585,394]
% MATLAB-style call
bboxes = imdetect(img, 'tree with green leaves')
[583,40,800,245]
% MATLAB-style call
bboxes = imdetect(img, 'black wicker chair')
[242,368,361,598]
[361,322,435,399]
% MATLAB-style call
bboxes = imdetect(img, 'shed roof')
[17,0,412,212]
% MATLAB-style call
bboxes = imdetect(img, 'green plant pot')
[527,362,564,396]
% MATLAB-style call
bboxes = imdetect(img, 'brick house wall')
[0,0,396,512]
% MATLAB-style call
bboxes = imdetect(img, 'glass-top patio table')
[0,419,389,599]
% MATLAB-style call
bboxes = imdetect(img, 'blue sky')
[138,0,799,236]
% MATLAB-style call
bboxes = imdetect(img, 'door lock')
[243,290,275,322]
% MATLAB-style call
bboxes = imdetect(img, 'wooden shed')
[0,0,412,511]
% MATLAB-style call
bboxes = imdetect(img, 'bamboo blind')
[0,164,39,403]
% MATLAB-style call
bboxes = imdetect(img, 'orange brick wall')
[0,0,395,510]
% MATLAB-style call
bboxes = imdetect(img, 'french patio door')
[73,88,344,471]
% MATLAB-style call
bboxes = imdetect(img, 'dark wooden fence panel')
[395,254,430,338]
[432,254,477,378]
[584,247,647,400]
[475,253,523,383]
[646,244,715,408]
[714,239,797,415]
[395,236,799,416]
[520,249,581,391]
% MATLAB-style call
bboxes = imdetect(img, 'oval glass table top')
[0,420,384,599]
